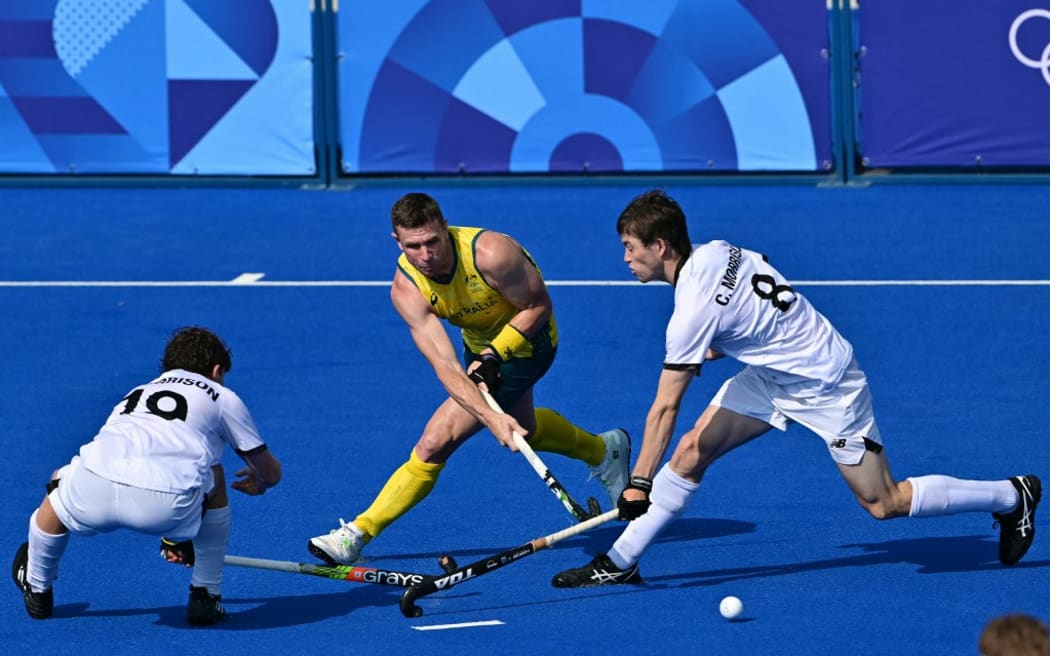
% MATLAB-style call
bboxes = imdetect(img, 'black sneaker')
[12,542,53,619]
[187,585,225,626]
[551,553,641,588]
[993,475,1041,566]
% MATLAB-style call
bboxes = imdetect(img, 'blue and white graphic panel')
[857,0,1050,168]
[337,0,833,174]
[0,0,314,175]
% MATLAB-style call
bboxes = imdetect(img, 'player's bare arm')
[632,366,696,482]
[473,231,552,351]
[390,270,525,448]
[231,446,282,495]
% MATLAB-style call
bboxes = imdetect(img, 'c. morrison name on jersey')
[715,244,744,306]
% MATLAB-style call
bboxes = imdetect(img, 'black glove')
[160,537,195,567]
[469,353,502,392]
[618,476,653,520]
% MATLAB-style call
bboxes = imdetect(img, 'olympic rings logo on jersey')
[1009,9,1050,88]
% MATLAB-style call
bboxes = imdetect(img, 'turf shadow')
[646,534,1049,588]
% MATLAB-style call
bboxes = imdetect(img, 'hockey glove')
[469,353,502,392]
[618,476,653,520]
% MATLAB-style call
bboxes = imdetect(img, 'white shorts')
[49,456,205,540]
[710,358,882,465]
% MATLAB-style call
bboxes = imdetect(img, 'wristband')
[489,324,529,361]
[629,476,653,492]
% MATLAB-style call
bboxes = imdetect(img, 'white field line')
[0,278,1049,288]
[411,619,505,631]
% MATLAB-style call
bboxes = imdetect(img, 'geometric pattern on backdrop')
[339,0,829,174]
[0,0,314,175]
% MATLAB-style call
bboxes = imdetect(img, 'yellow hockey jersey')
[396,226,558,358]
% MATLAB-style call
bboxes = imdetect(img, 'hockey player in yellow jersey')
[307,192,630,565]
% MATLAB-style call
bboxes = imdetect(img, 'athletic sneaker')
[993,475,1041,566]
[308,518,366,566]
[551,553,641,588]
[590,428,631,506]
[11,542,53,619]
[187,585,225,626]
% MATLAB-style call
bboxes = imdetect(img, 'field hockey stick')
[224,554,448,587]
[399,507,619,617]
[479,388,602,522]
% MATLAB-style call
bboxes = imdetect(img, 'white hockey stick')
[479,388,602,522]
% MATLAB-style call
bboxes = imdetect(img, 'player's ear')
[209,364,225,383]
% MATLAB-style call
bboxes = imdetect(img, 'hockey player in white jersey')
[552,189,1039,588]
[12,327,282,624]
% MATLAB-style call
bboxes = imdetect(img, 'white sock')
[28,510,69,592]
[190,505,231,595]
[908,475,1017,517]
[609,465,699,569]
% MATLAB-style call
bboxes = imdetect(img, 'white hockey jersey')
[666,241,853,386]
[77,369,265,493]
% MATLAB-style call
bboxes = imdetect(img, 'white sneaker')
[589,428,631,506]
[307,519,366,565]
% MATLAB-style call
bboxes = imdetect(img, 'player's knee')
[413,439,449,463]
[669,435,716,475]
[857,495,907,520]
[860,499,893,520]
[416,426,467,463]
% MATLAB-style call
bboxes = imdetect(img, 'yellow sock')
[528,408,605,466]
[354,449,444,538]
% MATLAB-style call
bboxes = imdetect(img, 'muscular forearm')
[632,406,679,479]
[436,359,498,423]
[509,304,550,338]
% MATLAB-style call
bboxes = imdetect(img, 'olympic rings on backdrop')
[1009,9,1050,87]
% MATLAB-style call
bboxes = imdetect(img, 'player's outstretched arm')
[634,367,695,480]
[232,446,282,495]
[390,270,524,447]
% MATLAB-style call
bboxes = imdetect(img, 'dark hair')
[616,189,692,259]
[391,192,446,231]
[162,327,232,376]
[979,613,1050,656]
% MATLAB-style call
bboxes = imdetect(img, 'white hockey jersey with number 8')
[666,241,853,387]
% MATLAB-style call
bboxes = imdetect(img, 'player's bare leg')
[669,406,774,482]
[309,399,483,565]
[836,449,912,519]
[837,448,1039,564]
[554,406,771,587]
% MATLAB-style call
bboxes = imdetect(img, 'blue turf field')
[1,184,1048,655]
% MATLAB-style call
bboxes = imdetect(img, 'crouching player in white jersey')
[12,327,282,624]
[552,189,1040,588]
